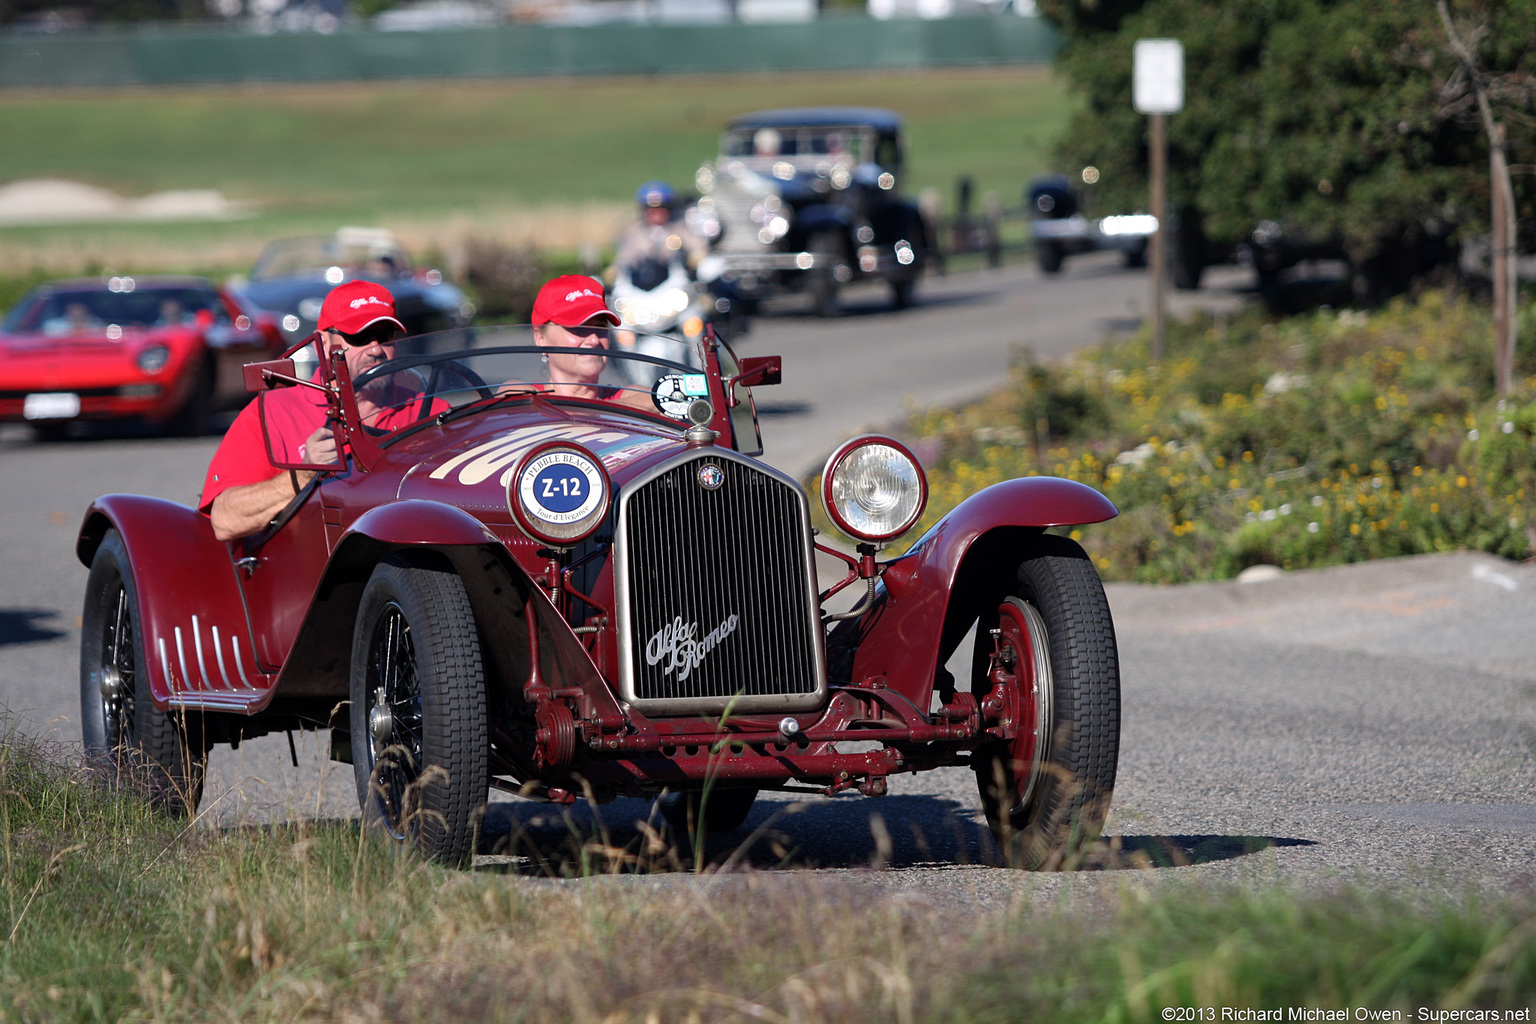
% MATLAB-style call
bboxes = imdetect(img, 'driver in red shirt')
[200,280,418,542]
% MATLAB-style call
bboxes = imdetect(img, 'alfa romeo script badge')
[696,463,725,490]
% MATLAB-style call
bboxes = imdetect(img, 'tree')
[0,1,204,26]
[1436,0,1536,394]
[1038,0,1536,304]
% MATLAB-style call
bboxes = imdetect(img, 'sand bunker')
[0,178,249,226]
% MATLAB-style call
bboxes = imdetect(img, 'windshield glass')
[344,324,708,436]
[251,228,411,281]
[722,125,873,162]
[2,283,221,335]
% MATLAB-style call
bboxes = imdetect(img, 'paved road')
[4,256,1532,907]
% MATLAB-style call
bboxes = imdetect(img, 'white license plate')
[23,392,81,420]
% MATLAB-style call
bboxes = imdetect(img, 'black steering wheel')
[417,358,494,420]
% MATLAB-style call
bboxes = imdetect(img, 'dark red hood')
[392,405,692,508]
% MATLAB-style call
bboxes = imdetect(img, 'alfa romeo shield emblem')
[696,462,725,490]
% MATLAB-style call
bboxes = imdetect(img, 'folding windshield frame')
[351,342,712,447]
[280,325,756,470]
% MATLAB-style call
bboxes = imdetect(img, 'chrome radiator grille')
[710,176,772,254]
[616,451,825,713]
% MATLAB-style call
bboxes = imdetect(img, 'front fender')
[78,495,260,708]
[263,500,502,701]
[850,476,1116,703]
[914,477,1117,544]
[270,500,618,725]
[343,499,503,548]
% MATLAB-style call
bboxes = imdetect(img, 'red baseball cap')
[318,279,407,336]
[531,275,620,328]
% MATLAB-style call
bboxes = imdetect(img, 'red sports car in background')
[0,275,283,437]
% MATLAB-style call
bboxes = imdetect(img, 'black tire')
[166,355,215,436]
[890,276,917,310]
[972,535,1119,869]
[1036,241,1064,275]
[350,556,488,866]
[808,232,844,317]
[658,787,758,838]
[1170,217,1207,291]
[1171,256,1204,291]
[29,421,70,443]
[79,529,205,814]
[1123,241,1148,269]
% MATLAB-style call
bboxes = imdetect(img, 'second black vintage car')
[691,108,934,316]
[1027,172,1158,276]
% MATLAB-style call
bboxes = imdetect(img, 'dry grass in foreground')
[2,731,1535,1021]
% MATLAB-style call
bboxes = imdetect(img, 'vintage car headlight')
[508,441,612,548]
[821,436,927,544]
[136,344,171,374]
[1099,214,1159,237]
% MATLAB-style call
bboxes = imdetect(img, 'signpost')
[1133,38,1183,361]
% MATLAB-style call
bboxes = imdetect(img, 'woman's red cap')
[531,275,621,327]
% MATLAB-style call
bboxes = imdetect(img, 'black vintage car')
[1027,172,1157,276]
[691,108,933,316]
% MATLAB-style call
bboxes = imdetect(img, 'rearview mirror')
[242,358,300,393]
[732,355,782,388]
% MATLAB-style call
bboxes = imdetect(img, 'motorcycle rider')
[612,181,710,277]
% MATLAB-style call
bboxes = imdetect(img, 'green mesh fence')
[0,15,1058,89]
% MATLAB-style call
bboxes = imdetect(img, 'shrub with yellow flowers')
[896,291,1535,582]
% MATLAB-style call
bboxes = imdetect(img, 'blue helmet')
[636,181,677,209]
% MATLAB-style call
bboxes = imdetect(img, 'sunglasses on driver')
[332,325,402,348]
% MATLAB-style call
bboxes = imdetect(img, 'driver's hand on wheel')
[300,424,340,467]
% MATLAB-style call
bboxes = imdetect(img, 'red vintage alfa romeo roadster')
[76,325,1120,867]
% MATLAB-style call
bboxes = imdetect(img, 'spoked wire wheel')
[79,528,204,814]
[101,582,138,757]
[991,597,1054,819]
[361,601,427,841]
[972,535,1120,869]
[350,557,487,866]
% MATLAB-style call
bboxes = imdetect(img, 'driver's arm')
[210,472,309,542]
[207,425,335,541]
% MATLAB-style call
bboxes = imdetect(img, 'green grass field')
[0,68,1070,275]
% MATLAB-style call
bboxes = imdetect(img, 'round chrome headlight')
[821,436,927,543]
[508,441,612,548]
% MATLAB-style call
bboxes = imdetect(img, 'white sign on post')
[1133,38,1184,114]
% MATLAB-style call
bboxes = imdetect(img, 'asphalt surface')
[2,254,1532,910]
